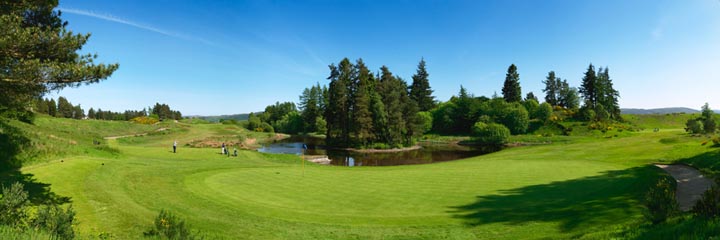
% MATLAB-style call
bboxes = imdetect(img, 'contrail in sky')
[58,7,215,46]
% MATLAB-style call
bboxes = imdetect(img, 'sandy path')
[655,164,714,211]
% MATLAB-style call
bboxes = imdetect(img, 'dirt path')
[103,128,168,140]
[655,164,714,211]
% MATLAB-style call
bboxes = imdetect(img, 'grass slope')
[2,116,716,239]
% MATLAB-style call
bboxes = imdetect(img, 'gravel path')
[655,164,714,211]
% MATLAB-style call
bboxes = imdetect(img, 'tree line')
[247,60,621,148]
[33,97,182,121]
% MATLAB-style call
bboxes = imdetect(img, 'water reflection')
[258,136,499,167]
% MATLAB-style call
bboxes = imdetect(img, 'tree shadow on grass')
[0,120,71,205]
[449,165,662,233]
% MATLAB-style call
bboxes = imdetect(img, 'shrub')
[144,209,200,240]
[0,182,29,226]
[499,104,529,134]
[644,177,678,224]
[693,178,720,218]
[472,122,510,145]
[686,119,704,134]
[32,204,76,240]
[535,102,553,122]
[130,116,159,125]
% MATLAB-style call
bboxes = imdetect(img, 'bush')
[0,182,29,226]
[535,102,553,122]
[686,119,704,134]
[144,209,200,240]
[499,104,529,134]
[130,116,159,125]
[644,177,678,224]
[693,178,720,218]
[416,111,433,134]
[472,122,510,145]
[32,204,76,240]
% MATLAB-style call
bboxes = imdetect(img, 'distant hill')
[621,107,699,115]
[188,112,262,122]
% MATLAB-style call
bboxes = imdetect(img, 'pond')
[257,136,499,167]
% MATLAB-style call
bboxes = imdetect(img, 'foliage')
[692,178,720,218]
[299,83,326,134]
[416,111,433,134]
[498,103,529,134]
[535,102,553,122]
[144,209,199,240]
[0,182,29,226]
[32,204,76,240]
[151,103,182,120]
[685,119,704,134]
[409,58,436,111]
[0,0,118,119]
[472,122,510,145]
[643,177,678,224]
[542,71,559,106]
[324,58,420,148]
[685,103,717,134]
[579,64,620,120]
[130,116,160,125]
[501,64,522,103]
[273,111,303,134]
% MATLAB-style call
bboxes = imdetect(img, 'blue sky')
[50,0,720,115]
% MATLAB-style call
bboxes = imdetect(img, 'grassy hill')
[621,107,699,115]
[1,115,719,239]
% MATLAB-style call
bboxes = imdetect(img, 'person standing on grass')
[221,142,226,155]
[173,140,177,153]
[233,148,238,157]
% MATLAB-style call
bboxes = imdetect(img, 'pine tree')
[34,98,48,114]
[579,64,598,109]
[558,79,580,110]
[87,108,96,119]
[409,58,436,111]
[378,66,405,146]
[57,97,74,118]
[596,67,620,120]
[502,64,522,102]
[299,84,322,133]
[325,59,354,146]
[73,104,84,119]
[0,1,118,118]
[525,92,538,102]
[47,99,57,117]
[542,71,559,105]
[350,59,375,146]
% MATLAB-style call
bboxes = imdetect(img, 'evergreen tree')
[47,99,57,117]
[409,58,436,111]
[596,67,620,120]
[525,92,538,102]
[299,84,323,133]
[72,105,84,119]
[350,59,375,146]
[502,64,522,102]
[378,66,405,146]
[57,97,74,118]
[325,59,354,146]
[579,64,598,109]
[87,108,96,119]
[34,98,48,114]
[0,1,118,118]
[542,71,559,105]
[558,79,580,110]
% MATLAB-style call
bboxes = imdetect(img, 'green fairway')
[4,117,715,239]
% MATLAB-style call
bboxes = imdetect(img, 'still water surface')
[258,136,498,166]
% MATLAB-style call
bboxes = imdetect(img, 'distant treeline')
[34,97,182,121]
